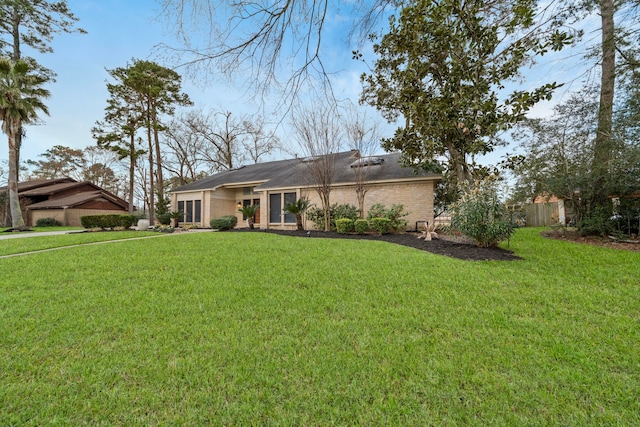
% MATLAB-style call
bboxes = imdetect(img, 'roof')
[0,177,76,192]
[27,190,128,210]
[171,151,440,193]
[19,181,101,197]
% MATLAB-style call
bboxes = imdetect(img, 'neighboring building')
[0,178,129,227]
[170,150,441,231]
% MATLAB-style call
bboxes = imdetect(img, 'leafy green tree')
[0,58,49,228]
[98,59,191,222]
[510,88,640,235]
[92,65,147,213]
[26,144,84,179]
[361,0,571,191]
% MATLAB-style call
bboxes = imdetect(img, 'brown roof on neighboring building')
[0,177,76,192]
[20,181,100,197]
[27,190,128,210]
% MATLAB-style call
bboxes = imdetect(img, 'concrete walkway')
[0,230,85,240]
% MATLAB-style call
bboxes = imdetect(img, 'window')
[269,192,297,224]
[178,199,201,223]
[186,201,193,222]
[269,193,281,223]
[284,192,296,223]
[194,200,201,222]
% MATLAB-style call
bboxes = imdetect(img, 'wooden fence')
[525,202,559,227]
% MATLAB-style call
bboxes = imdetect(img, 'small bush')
[307,203,360,230]
[370,217,391,235]
[450,177,516,247]
[366,203,409,232]
[210,215,237,231]
[80,214,137,229]
[354,219,369,234]
[156,212,172,225]
[336,218,354,234]
[35,217,61,227]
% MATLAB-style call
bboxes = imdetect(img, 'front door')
[243,198,261,225]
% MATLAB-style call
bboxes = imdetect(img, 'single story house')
[170,150,441,231]
[1,178,129,227]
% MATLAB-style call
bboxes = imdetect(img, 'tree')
[361,0,571,193]
[184,109,247,171]
[0,58,49,228]
[0,0,85,224]
[343,105,381,217]
[238,204,259,229]
[158,0,396,101]
[241,117,280,164]
[92,65,147,213]
[27,144,84,179]
[163,114,212,187]
[510,88,640,234]
[103,59,191,222]
[290,102,344,231]
[284,197,310,231]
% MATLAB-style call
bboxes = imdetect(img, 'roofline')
[257,175,441,192]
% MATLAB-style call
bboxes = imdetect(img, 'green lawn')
[0,230,159,257]
[0,228,638,425]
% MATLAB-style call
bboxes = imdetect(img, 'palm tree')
[0,58,50,228]
[238,204,259,229]
[284,197,310,231]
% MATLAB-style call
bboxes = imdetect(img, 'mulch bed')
[235,229,521,261]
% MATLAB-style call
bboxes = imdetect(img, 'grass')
[0,228,638,425]
[0,231,159,256]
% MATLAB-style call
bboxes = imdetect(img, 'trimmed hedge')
[80,214,137,229]
[210,215,238,231]
[370,217,391,235]
[35,217,61,227]
[354,219,369,234]
[336,218,354,234]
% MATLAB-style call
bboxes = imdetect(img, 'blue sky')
[4,0,596,170]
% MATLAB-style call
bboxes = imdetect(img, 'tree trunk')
[146,103,155,224]
[591,0,615,205]
[128,133,135,213]
[153,108,164,202]
[295,213,303,231]
[8,132,25,228]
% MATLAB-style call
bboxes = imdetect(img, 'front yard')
[0,228,638,425]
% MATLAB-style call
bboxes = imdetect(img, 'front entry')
[242,198,260,225]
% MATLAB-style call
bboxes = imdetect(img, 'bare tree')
[184,109,247,171]
[242,117,280,164]
[163,113,214,186]
[157,0,395,102]
[291,102,344,231]
[343,104,381,217]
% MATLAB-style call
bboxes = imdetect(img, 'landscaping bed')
[235,228,521,261]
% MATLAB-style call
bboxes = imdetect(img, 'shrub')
[450,177,517,247]
[366,203,409,232]
[156,212,172,225]
[210,215,237,231]
[307,203,360,230]
[370,217,391,235]
[35,217,61,227]
[80,214,137,229]
[336,218,354,234]
[354,219,369,234]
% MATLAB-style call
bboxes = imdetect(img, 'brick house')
[1,178,129,227]
[170,150,441,231]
